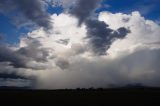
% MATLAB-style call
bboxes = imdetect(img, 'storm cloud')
[70,0,100,24]
[0,45,28,68]
[0,0,51,28]
[85,20,130,55]
[0,39,50,70]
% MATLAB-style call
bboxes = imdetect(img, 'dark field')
[0,88,160,105]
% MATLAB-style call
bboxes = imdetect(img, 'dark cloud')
[0,0,51,28]
[122,17,130,23]
[70,0,100,25]
[86,20,130,55]
[114,27,131,38]
[0,73,27,79]
[85,20,112,55]
[17,37,49,63]
[56,58,70,70]
[56,39,70,45]
[0,45,29,68]
[0,39,49,69]
[70,0,130,55]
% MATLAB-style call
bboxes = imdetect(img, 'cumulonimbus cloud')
[0,10,160,88]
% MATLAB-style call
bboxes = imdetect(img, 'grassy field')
[0,88,160,105]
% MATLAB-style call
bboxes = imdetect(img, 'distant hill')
[0,86,30,90]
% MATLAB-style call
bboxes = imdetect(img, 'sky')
[0,0,160,89]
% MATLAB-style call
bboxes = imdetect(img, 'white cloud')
[99,11,160,57]
[1,11,160,89]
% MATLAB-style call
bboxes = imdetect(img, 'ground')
[0,87,160,105]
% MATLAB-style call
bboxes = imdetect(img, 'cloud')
[99,11,160,57]
[0,62,33,87]
[70,0,100,24]
[45,0,76,8]
[0,11,160,89]
[0,45,28,68]
[0,73,28,80]
[0,39,50,70]
[0,33,4,41]
[0,78,31,87]
[85,19,130,55]
[0,0,51,28]
[33,48,160,89]
[22,12,160,88]
[56,39,70,45]
[69,0,130,55]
